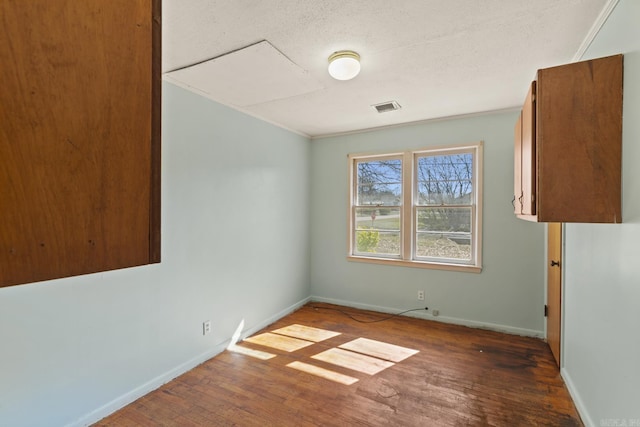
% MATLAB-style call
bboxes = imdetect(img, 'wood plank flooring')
[95,303,583,426]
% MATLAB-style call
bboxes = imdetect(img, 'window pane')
[416,153,472,205]
[357,159,402,206]
[355,207,400,231]
[416,207,471,233]
[355,230,401,256]
[354,207,401,256]
[416,207,471,261]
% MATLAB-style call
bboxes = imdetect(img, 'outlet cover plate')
[203,321,212,335]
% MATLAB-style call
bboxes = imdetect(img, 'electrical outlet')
[417,290,425,301]
[203,320,211,335]
[432,309,440,317]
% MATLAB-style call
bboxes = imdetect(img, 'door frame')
[546,222,563,367]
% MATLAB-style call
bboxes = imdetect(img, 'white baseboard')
[561,367,594,427]
[67,346,226,427]
[68,296,311,427]
[310,296,543,338]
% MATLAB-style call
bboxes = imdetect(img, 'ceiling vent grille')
[372,101,401,113]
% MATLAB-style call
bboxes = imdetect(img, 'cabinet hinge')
[544,305,548,317]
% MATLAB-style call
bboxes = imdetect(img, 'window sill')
[347,255,482,273]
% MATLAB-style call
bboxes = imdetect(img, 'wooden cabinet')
[0,0,161,287]
[513,54,623,223]
[514,82,537,216]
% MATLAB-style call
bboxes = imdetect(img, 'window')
[348,143,482,272]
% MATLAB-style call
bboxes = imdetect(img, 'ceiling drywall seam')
[572,0,619,62]
[163,39,266,74]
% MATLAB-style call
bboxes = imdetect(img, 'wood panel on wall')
[0,0,161,287]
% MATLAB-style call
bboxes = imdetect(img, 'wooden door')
[547,222,562,366]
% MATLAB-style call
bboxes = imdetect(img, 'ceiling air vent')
[372,101,401,113]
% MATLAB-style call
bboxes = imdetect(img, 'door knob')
[550,260,560,267]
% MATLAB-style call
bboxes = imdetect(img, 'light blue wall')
[0,82,311,427]
[561,1,640,425]
[310,112,546,335]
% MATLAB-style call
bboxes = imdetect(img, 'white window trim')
[347,142,483,273]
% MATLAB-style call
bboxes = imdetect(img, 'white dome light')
[328,50,361,81]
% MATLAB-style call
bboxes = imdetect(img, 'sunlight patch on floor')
[312,348,395,375]
[243,332,314,352]
[237,323,420,385]
[227,344,276,360]
[287,361,359,385]
[339,337,419,362]
[271,324,341,342]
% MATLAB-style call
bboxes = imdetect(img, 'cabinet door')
[521,82,536,215]
[0,0,161,287]
[536,55,622,223]
[514,113,523,214]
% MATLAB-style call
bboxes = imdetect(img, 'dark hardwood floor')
[95,303,582,426]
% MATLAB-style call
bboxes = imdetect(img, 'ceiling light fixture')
[328,50,361,81]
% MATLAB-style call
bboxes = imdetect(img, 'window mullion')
[401,151,413,261]
[348,157,355,255]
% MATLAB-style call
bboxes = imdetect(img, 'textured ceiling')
[163,0,612,137]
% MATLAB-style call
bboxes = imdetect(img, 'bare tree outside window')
[416,153,473,261]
